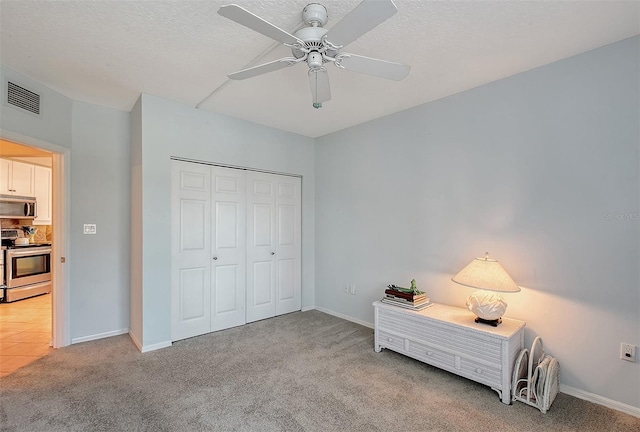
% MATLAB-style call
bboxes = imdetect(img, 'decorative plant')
[387,279,424,295]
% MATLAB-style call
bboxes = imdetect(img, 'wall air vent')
[7,81,41,115]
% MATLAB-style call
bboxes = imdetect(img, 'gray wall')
[129,97,143,344]
[133,94,315,348]
[315,37,639,409]
[70,101,131,340]
[1,66,72,148]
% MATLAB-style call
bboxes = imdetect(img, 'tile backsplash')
[1,219,53,242]
[34,226,52,242]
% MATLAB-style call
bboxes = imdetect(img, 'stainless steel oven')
[4,245,51,302]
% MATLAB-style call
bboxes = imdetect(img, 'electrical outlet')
[349,284,356,295]
[620,343,636,362]
[344,284,349,294]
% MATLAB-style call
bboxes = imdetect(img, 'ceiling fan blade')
[338,54,410,81]
[218,4,303,45]
[309,69,331,105]
[228,58,297,80]
[324,0,398,48]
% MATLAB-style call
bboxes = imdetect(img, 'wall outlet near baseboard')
[620,343,636,362]
[349,284,356,295]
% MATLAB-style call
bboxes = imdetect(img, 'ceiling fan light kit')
[218,0,410,109]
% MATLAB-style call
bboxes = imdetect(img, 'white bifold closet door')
[246,171,301,323]
[171,162,212,341]
[210,166,246,332]
[171,160,300,342]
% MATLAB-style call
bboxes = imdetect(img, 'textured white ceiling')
[1,0,638,138]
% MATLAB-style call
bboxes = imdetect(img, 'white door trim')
[51,151,70,347]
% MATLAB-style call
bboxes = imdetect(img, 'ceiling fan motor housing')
[291,26,337,60]
[302,3,328,27]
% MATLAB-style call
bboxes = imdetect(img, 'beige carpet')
[1,310,638,431]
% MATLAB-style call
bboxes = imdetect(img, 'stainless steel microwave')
[0,194,37,219]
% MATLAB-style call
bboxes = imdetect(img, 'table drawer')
[377,330,405,352]
[406,338,455,371]
[406,338,501,389]
[378,331,459,375]
[459,358,502,389]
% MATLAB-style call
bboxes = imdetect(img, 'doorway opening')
[0,138,67,376]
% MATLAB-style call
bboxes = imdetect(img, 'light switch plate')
[83,224,96,235]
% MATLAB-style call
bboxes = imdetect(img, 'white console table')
[373,301,525,404]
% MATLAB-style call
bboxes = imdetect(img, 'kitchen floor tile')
[0,342,53,356]
[0,356,42,376]
[0,294,52,377]
[2,331,51,343]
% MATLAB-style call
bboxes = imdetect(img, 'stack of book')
[382,285,432,310]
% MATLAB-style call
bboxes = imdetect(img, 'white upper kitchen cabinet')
[33,165,52,225]
[0,158,35,196]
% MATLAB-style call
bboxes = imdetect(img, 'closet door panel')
[277,258,295,302]
[171,161,212,341]
[181,200,207,249]
[179,268,207,320]
[214,264,239,312]
[252,260,275,305]
[216,203,239,248]
[275,176,301,315]
[246,172,277,323]
[253,204,273,246]
[211,167,246,331]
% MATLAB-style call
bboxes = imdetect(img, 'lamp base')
[466,291,507,321]
[474,316,502,327]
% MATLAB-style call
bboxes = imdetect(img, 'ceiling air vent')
[7,81,41,115]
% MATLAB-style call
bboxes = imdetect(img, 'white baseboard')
[127,331,172,353]
[301,305,315,312]
[140,340,172,353]
[313,306,374,329]
[128,331,143,351]
[71,328,129,345]
[560,384,640,418]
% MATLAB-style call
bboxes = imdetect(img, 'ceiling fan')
[218,0,410,108]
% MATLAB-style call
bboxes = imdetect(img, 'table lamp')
[451,252,520,326]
